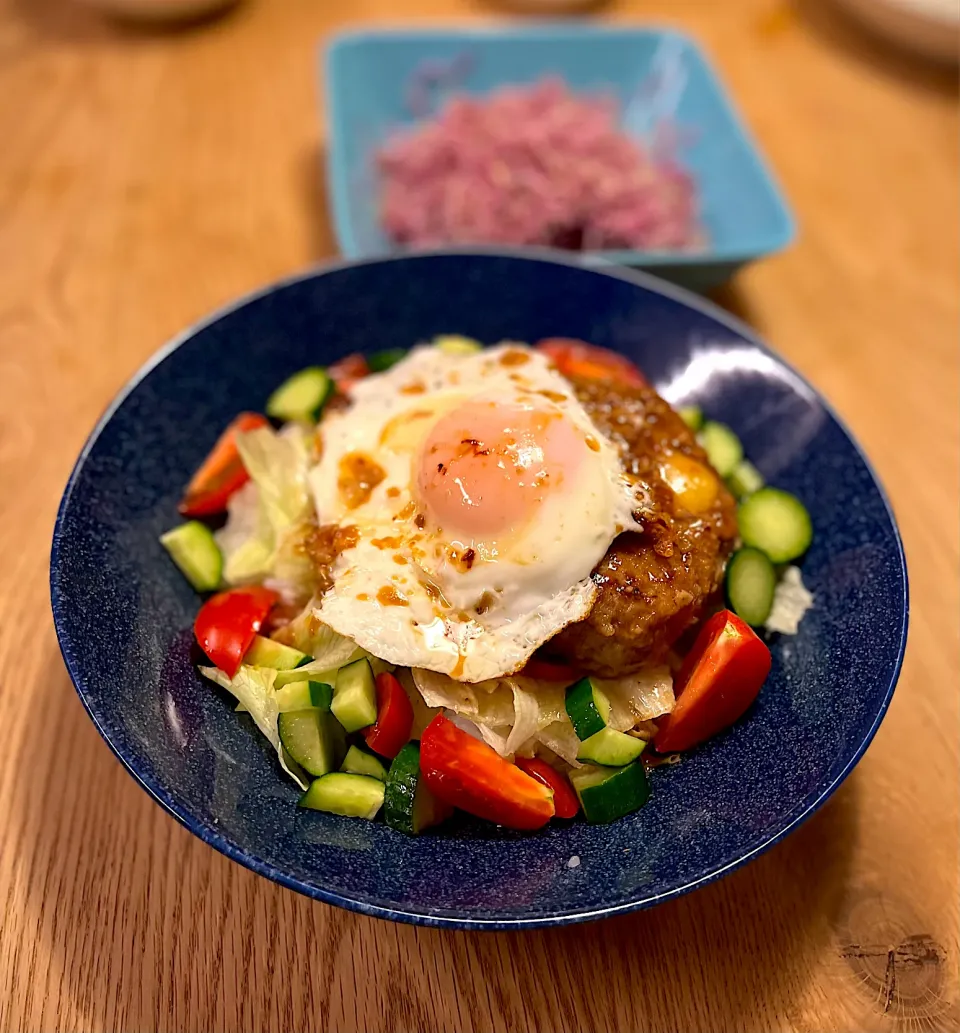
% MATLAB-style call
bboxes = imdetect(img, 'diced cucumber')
[565,677,612,740]
[275,679,333,713]
[341,744,388,782]
[368,349,407,372]
[159,522,222,592]
[679,405,704,432]
[299,772,385,819]
[434,334,482,355]
[577,727,647,767]
[384,742,450,835]
[266,367,333,423]
[700,421,743,478]
[727,459,765,499]
[570,763,650,824]
[332,657,377,732]
[278,709,346,777]
[738,487,813,563]
[243,635,309,671]
[726,548,777,626]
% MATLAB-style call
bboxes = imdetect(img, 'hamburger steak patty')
[548,376,738,676]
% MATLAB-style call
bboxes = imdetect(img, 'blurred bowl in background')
[81,0,239,22]
[832,0,960,62]
[323,27,796,293]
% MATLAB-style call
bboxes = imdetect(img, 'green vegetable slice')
[341,744,389,782]
[569,763,650,824]
[160,522,222,592]
[266,367,333,423]
[299,772,385,819]
[700,421,743,478]
[278,709,346,777]
[565,677,611,740]
[726,548,778,626]
[738,487,813,563]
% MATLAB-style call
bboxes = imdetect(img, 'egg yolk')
[416,401,583,538]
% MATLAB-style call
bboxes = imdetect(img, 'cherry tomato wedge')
[194,586,279,678]
[654,609,772,753]
[179,412,269,518]
[420,714,555,830]
[535,339,647,388]
[515,757,579,819]
[363,672,415,759]
[328,352,369,394]
[518,656,580,683]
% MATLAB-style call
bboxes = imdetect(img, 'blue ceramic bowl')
[51,252,906,929]
[323,26,796,291]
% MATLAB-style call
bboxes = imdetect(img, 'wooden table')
[1,0,957,1029]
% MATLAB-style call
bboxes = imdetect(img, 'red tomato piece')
[420,714,555,830]
[194,586,279,678]
[535,338,648,388]
[363,672,415,759]
[328,352,370,394]
[654,609,772,753]
[515,757,580,819]
[179,412,269,518]
[519,657,581,683]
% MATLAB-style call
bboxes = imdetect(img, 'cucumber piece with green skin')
[159,522,222,592]
[726,548,778,626]
[570,763,650,824]
[275,679,333,713]
[266,367,333,423]
[384,742,450,835]
[565,677,612,740]
[368,349,407,372]
[332,658,377,732]
[278,709,346,777]
[577,727,647,766]
[243,635,309,670]
[727,459,765,499]
[700,421,744,478]
[341,744,388,782]
[299,772,385,819]
[738,487,813,563]
[679,405,703,432]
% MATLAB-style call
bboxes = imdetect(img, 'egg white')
[307,343,640,682]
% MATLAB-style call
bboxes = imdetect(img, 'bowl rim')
[321,24,797,267]
[50,248,908,930]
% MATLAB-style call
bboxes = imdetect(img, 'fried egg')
[308,343,640,682]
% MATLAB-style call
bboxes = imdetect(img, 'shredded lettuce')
[765,565,814,635]
[396,668,443,738]
[274,599,365,668]
[593,666,676,725]
[201,664,308,789]
[216,424,312,585]
[408,664,675,766]
[504,680,541,756]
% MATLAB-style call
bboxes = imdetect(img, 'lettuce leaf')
[408,664,675,766]
[200,664,308,790]
[216,424,311,586]
[594,666,676,724]
[273,599,365,669]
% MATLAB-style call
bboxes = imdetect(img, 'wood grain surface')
[1,0,957,1030]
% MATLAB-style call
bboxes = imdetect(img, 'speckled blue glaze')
[51,251,907,930]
